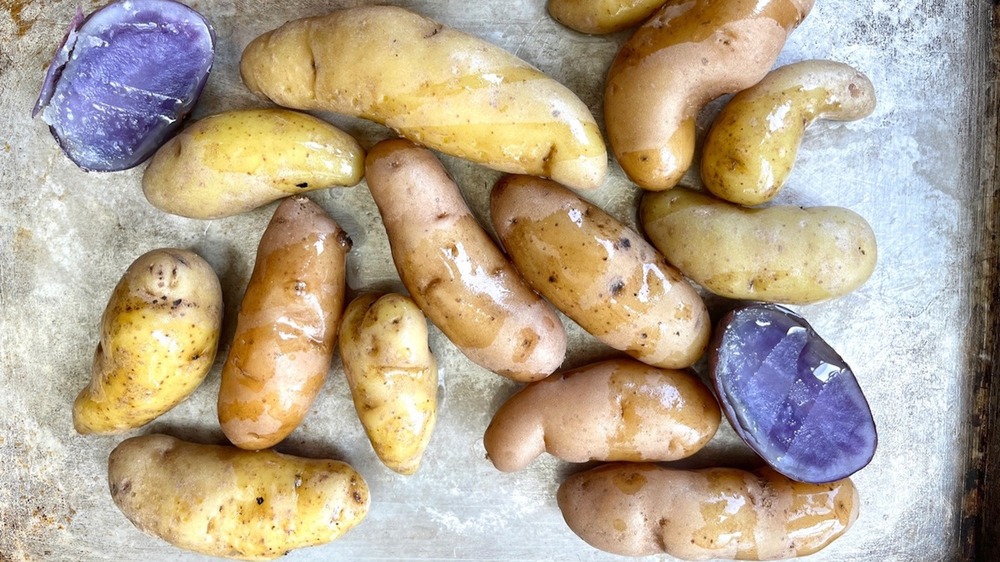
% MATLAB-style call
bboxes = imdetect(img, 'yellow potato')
[240,5,607,191]
[142,109,364,219]
[108,434,369,560]
[557,462,858,559]
[605,0,813,190]
[702,61,877,206]
[640,187,877,304]
[73,249,222,435]
[491,175,710,369]
[483,358,719,472]
[547,0,666,34]
[340,293,438,475]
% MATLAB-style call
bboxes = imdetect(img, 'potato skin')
[365,139,566,382]
[73,249,222,434]
[240,5,607,191]
[640,187,877,304]
[108,434,369,560]
[340,293,438,475]
[701,61,876,206]
[142,109,364,219]
[484,358,719,472]
[605,0,813,191]
[558,463,858,559]
[490,175,709,369]
[547,0,666,34]
[218,196,351,450]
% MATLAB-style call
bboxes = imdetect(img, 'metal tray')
[1,0,995,560]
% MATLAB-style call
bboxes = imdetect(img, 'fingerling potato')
[218,196,351,450]
[548,0,667,34]
[73,248,222,434]
[108,434,369,560]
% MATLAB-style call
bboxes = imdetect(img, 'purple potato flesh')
[34,0,215,171]
[709,304,877,483]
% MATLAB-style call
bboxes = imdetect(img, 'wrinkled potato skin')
[702,61,877,206]
[605,0,813,191]
[484,359,720,472]
[640,188,877,304]
[548,0,666,34]
[491,175,709,369]
[219,196,351,450]
[558,463,858,559]
[142,109,364,219]
[365,140,566,381]
[241,6,606,191]
[340,293,438,475]
[108,434,369,560]
[74,249,222,434]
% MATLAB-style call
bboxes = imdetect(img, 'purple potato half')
[33,0,215,172]
[709,303,877,483]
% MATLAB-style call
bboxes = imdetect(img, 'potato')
[640,187,877,304]
[240,5,607,191]
[701,61,877,206]
[557,463,858,559]
[547,0,666,34]
[483,358,719,472]
[365,139,566,382]
[490,175,709,369]
[340,293,438,475]
[604,0,813,191]
[108,434,369,560]
[218,196,351,450]
[73,249,222,434]
[142,109,364,219]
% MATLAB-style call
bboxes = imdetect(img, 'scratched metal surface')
[0,0,985,560]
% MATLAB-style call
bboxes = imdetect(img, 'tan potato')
[340,293,438,475]
[240,5,607,191]
[547,0,666,34]
[640,187,877,304]
[702,61,877,206]
[218,196,351,450]
[605,0,814,191]
[142,109,364,219]
[557,463,858,559]
[73,249,222,434]
[108,434,369,560]
[490,175,709,369]
[483,358,719,472]
[365,139,566,381]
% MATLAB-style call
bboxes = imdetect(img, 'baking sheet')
[0,0,989,560]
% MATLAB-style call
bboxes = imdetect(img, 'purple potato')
[33,0,215,172]
[709,303,877,483]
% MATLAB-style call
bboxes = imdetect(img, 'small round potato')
[701,60,876,205]
[547,0,666,34]
[558,463,858,559]
[142,109,364,219]
[640,187,877,304]
[108,434,369,560]
[340,293,438,475]
[73,249,223,434]
[491,175,710,369]
[484,358,720,472]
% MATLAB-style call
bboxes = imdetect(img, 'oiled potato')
[340,293,438,475]
[108,434,369,560]
[558,463,858,559]
[365,139,566,381]
[484,358,719,472]
[73,249,222,434]
[142,109,364,219]
[240,5,607,191]
[548,0,666,34]
[491,175,709,369]
[219,196,351,450]
[702,61,876,205]
[640,187,877,304]
[605,0,813,190]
